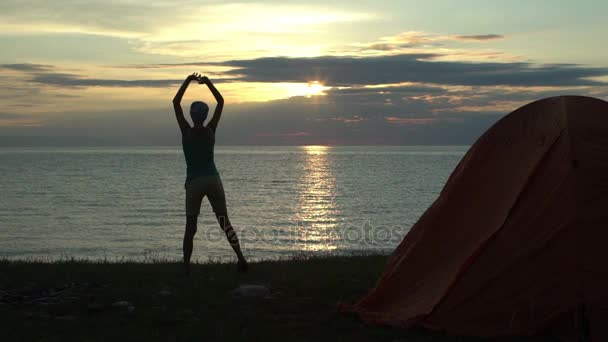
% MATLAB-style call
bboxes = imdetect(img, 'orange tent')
[343,96,608,341]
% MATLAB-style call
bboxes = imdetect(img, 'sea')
[0,146,467,262]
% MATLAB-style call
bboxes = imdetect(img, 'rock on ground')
[230,284,271,298]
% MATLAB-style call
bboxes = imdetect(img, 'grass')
[0,255,556,342]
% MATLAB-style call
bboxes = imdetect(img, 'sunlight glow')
[282,81,330,98]
[304,145,329,154]
[296,145,338,251]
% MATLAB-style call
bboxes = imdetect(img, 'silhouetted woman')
[173,72,248,274]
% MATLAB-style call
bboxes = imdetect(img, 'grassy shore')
[0,255,553,342]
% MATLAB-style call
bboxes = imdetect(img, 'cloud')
[0,112,42,127]
[218,54,608,87]
[2,80,605,145]
[384,117,437,125]
[0,1,373,45]
[256,131,312,137]
[355,31,505,52]
[30,73,181,88]
[0,63,54,72]
[0,0,150,38]
[452,34,504,41]
[340,31,520,63]
[328,84,446,96]
[0,112,23,119]
[0,64,183,88]
[384,117,464,125]
[29,50,606,93]
[110,62,219,69]
[330,116,366,124]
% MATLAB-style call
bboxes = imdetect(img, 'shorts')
[185,175,227,216]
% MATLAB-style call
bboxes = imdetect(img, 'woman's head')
[190,101,209,126]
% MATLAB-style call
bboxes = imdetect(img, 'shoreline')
[0,250,393,264]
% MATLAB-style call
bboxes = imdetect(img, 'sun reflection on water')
[295,145,339,251]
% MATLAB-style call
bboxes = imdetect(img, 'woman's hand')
[198,76,209,85]
[174,73,202,107]
[187,72,202,82]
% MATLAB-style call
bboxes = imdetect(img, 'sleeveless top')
[182,127,219,182]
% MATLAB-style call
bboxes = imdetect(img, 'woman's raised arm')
[199,76,224,132]
[172,73,199,134]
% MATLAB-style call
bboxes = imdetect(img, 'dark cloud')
[320,84,450,108]
[256,131,312,137]
[367,43,400,51]
[2,56,606,145]
[219,97,504,145]
[453,34,504,41]
[0,63,54,72]
[1,63,184,88]
[218,54,608,87]
[29,72,181,87]
[110,62,218,69]
[3,86,606,146]
[327,84,446,97]
[0,112,24,119]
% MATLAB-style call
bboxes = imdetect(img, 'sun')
[303,81,328,97]
[282,81,330,98]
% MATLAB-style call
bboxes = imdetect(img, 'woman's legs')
[183,215,198,274]
[207,175,247,269]
[215,213,246,263]
[184,178,204,275]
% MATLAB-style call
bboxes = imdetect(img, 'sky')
[1,0,607,145]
